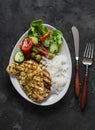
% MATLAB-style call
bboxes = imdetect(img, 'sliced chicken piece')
[6,62,19,75]
[43,70,51,79]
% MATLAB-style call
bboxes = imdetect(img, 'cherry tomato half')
[37,45,48,56]
[39,31,50,42]
[19,38,33,58]
[20,38,33,52]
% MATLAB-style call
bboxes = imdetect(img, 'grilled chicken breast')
[6,60,52,102]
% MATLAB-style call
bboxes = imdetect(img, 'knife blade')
[72,26,79,60]
[72,26,80,97]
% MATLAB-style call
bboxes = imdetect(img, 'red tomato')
[22,38,33,52]
[37,45,48,56]
[40,31,50,42]
[19,38,33,58]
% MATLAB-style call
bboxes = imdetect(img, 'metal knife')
[72,26,80,97]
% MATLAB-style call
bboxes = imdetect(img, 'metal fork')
[80,43,94,110]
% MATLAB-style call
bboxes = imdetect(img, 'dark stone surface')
[1,0,95,130]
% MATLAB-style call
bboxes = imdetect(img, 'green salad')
[14,19,63,63]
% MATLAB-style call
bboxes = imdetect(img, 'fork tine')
[88,43,92,58]
[83,43,89,58]
[91,43,94,58]
[83,43,88,57]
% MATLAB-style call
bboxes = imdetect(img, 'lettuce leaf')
[28,19,48,38]
[50,29,63,53]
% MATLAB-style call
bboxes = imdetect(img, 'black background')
[1,0,95,130]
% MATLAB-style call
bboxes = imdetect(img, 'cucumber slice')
[14,51,24,63]
[29,36,38,45]
[43,39,50,47]
[49,43,58,54]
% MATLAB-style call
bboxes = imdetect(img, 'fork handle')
[80,74,88,110]
[75,63,80,97]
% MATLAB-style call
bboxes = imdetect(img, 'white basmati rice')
[44,54,69,94]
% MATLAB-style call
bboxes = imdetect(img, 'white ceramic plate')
[9,24,72,106]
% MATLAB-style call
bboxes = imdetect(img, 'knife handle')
[80,74,88,110]
[75,63,80,97]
